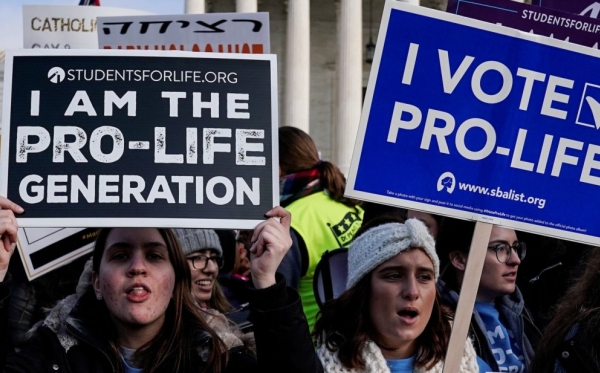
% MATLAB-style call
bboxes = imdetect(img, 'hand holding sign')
[249,206,292,289]
[0,197,24,281]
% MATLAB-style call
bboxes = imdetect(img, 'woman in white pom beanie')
[313,215,488,373]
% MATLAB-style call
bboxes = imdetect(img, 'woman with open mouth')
[174,228,255,356]
[313,216,488,373]
[0,199,323,373]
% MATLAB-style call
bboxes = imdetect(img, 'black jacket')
[0,274,322,373]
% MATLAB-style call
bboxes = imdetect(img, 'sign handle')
[441,221,493,373]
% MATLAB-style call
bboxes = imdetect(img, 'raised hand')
[249,206,292,289]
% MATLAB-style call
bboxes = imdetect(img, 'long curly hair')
[92,228,227,373]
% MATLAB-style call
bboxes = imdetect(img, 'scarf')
[280,165,323,207]
[200,308,256,357]
[317,338,479,373]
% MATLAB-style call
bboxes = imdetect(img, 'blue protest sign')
[346,1,600,245]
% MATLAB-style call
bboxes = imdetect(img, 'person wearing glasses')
[175,229,229,311]
[173,229,256,355]
[436,218,541,373]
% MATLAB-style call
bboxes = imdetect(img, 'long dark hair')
[530,247,600,373]
[312,215,453,370]
[92,228,226,373]
[207,281,233,313]
[278,126,360,207]
[436,218,476,292]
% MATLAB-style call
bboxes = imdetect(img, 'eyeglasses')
[187,255,224,270]
[487,241,527,263]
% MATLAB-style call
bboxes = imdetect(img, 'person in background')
[174,229,233,313]
[436,218,541,372]
[361,204,442,240]
[6,252,89,349]
[233,230,252,279]
[313,216,489,373]
[361,203,405,226]
[278,126,364,330]
[175,228,254,353]
[530,247,600,373]
[217,229,253,314]
[406,210,443,240]
[214,230,238,276]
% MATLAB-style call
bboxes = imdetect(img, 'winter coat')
[316,337,480,373]
[438,281,542,372]
[0,274,323,373]
[218,273,251,310]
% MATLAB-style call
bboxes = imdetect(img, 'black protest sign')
[0,50,277,228]
[17,227,99,280]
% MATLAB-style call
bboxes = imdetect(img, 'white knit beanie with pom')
[346,218,439,289]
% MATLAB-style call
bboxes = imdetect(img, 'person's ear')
[92,271,102,300]
[236,243,246,258]
[449,251,467,271]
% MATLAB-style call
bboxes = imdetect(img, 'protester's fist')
[0,196,23,281]
[249,206,292,289]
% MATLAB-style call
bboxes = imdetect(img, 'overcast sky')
[0,0,182,49]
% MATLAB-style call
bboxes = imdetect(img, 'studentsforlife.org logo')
[48,67,66,84]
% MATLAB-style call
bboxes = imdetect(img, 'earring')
[97,294,103,301]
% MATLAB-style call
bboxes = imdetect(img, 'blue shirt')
[386,353,492,372]
[120,347,142,373]
[121,356,142,373]
[477,356,493,373]
[386,355,414,373]
[475,301,525,373]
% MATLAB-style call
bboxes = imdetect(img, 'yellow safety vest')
[286,191,364,330]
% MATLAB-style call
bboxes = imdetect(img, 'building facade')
[0,0,530,172]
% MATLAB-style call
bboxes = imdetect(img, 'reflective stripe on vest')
[287,191,364,329]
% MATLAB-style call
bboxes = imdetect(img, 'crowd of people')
[1,126,599,372]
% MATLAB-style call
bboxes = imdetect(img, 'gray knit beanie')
[173,229,223,256]
[346,218,439,289]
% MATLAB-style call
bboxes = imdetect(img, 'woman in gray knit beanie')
[313,215,485,373]
[173,228,257,355]
[173,228,226,311]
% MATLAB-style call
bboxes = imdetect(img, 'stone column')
[236,0,258,12]
[185,0,205,14]
[335,0,362,175]
[284,1,310,133]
